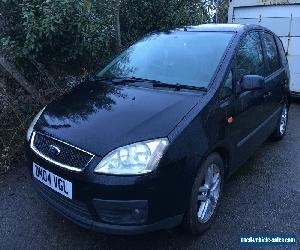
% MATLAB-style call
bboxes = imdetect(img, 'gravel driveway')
[1,104,299,250]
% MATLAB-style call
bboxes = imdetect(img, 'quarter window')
[262,33,281,75]
[220,70,233,99]
[235,32,265,81]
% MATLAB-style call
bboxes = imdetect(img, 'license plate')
[33,163,73,199]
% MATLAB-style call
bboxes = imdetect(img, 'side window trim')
[258,31,267,78]
[231,57,239,96]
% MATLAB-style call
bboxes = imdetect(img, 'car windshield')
[96,31,233,88]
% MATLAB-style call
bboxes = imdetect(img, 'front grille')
[31,132,94,172]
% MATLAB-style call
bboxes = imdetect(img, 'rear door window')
[275,35,288,66]
[235,32,265,81]
[262,33,281,75]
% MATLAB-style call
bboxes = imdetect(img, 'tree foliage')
[0,0,227,71]
[1,0,114,68]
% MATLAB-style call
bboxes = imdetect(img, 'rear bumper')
[33,179,183,235]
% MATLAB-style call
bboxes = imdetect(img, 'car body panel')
[35,82,202,156]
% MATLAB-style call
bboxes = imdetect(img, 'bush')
[0,0,227,72]
[1,0,116,69]
[120,0,211,45]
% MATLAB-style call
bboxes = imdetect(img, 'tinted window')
[97,32,233,88]
[262,33,281,74]
[275,35,288,66]
[235,32,265,81]
[220,70,233,99]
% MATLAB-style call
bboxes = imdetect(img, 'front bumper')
[32,179,183,235]
[27,146,185,235]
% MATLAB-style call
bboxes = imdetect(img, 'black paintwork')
[36,82,202,156]
[27,24,291,234]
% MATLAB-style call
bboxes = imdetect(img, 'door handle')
[263,91,271,98]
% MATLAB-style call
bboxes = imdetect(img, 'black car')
[26,24,291,235]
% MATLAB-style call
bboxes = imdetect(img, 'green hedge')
[0,0,224,71]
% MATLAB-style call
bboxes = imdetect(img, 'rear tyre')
[182,153,224,235]
[272,103,289,140]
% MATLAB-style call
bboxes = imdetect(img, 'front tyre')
[182,153,224,235]
[272,103,289,140]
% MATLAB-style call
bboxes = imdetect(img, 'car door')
[223,31,269,169]
[261,32,285,117]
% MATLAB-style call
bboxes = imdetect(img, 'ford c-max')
[26,24,290,235]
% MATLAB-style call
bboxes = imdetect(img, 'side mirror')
[240,75,265,92]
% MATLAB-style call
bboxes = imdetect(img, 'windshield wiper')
[91,77,207,92]
[152,82,207,92]
[92,76,152,85]
[111,77,149,84]
[89,76,112,82]
[108,77,165,88]
[110,77,207,92]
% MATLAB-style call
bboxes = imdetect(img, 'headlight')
[26,107,46,141]
[94,138,169,175]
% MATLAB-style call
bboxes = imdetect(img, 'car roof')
[174,23,267,33]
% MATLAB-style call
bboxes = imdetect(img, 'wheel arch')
[189,145,232,187]
[211,146,231,178]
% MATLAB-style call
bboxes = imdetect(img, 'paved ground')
[1,104,300,250]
